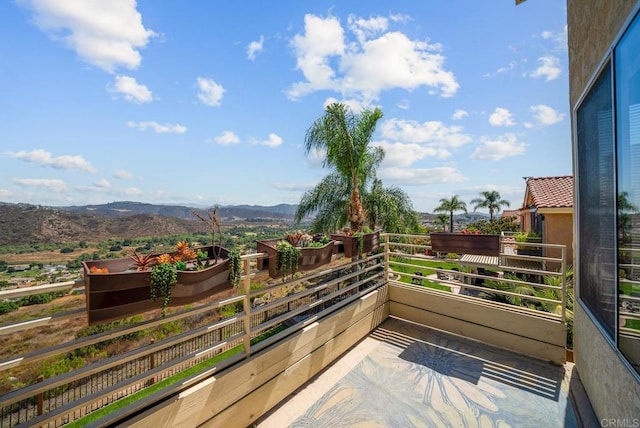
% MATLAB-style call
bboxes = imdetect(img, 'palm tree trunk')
[449,211,454,233]
[348,187,366,232]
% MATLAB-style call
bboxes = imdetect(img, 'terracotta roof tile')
[526,176,573,208]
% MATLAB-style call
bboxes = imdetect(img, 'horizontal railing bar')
[23,333,246,427]
[0,308,86,336]
[392,273,563,307]
[0,314,245,407]
[0,294,245,372]
[0,280,81,299]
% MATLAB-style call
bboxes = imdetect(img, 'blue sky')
[0,0,570,213]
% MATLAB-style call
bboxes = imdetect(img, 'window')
[576,62,616,339]
[577,9,640,377]
[615,11,640,375]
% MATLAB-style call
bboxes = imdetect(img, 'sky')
[0,0,571,214]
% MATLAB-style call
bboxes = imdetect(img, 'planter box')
[256,239,335,279]
[82,245,232,325]
[429,233,500,257]
[330,231,380,258]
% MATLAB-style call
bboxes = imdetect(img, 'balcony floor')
[256,316,589,427]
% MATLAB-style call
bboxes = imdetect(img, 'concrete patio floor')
[256,316,596,427]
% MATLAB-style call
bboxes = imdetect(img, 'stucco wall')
[567,0,637,107]
[544,213,573,265]
[568,0,640,421]
[575,305,640,421]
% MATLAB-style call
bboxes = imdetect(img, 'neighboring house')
[500,209,521,226]
[568,0,640,420]
[518,176,573,266]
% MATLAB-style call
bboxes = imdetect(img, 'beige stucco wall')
[575,305,640,420]
[544,213,573,266]
[567,0,637,107]
[568,0,640,421]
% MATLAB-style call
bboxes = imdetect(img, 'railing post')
[242,257,252,357]
[561,245,567,324]
[384,233,390,282]
[148,339,155,386]
[36,374,44,416]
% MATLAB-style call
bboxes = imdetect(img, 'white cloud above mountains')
[471,133,526,161]
[109,75,153,103]
[21,0,155,73]
[247,35,265,60]
[197,77,225,106]
[530,55,561,81]
[288,13,459,103]
[6,149,97,173]
[127,121,187,134]
[12,178,68,193]
[489,108,515,127]
[529,104,565,125]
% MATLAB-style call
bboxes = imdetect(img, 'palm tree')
[470,190,510,220]
[433,195,467,233]
[618,191,639,244]
[363,179,420,233]
[296,103,384,233]
[434,213,449,232]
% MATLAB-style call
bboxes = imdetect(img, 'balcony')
[0,233,596,427]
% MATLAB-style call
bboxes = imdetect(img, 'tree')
[434,214,449,232]
[618,191,639,244]
[433,195,467,233]
[363,179,420,233]
[470,190,510,220]
[295,103,385,233]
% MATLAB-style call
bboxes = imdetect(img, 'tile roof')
[525,175,573,208]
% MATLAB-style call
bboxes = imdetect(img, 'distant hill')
[0,202,298,246]
[61,201,298,221]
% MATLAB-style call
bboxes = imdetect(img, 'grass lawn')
[389,257,463,292]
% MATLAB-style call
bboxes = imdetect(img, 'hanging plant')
[150,262,177,316]
[228,248,242,286]
[276,240,300,281]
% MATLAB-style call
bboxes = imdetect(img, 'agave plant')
[128,250,157,271]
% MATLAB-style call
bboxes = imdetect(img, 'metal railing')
[0,233,570,427]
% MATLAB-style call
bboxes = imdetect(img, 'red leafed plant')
[128,250,157,271]
[461,229,482,235]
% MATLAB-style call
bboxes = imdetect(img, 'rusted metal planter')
[330,231,380,258]
[430,233,500,257]
[82,245,232,325]
[256,239,335,279]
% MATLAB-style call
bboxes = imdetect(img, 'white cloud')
[380,166,467,185]
[6,149,97,173]
[348,15,389,44]
[375,141,450,167]
[94,179,111,189]
[471,133,527,161]
[483,60,517,78]
[452,109,468,120]
[76,183,142,197]
[253,133,283,148]
[127,121,187,134]
[305,147,326,166]
[109,75,153,103]
[288,14,458,102]
[397,99,410,110]
[380,118,472,148]
[323,97,368,113]
[272,182,316,191]
[529,104,565,125]
[212,131,240,145]
[12,178,68,192]
[489,107,515,127]
[20,0,156,73]
[530,55,561,81]
[113,169,134,180]
[0,189,12,198]
[197,77,225,106]
[247,35,264,60]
